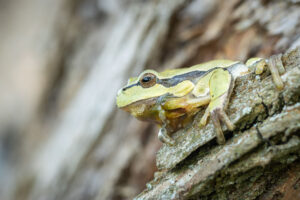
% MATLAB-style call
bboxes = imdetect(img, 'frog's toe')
[268,54,285,90]
[210,108,235,144]
[211,109,226,144]
[219,109,235,131]
[199,106,210,127]
[272,54,285,75]
[158,127,175,146]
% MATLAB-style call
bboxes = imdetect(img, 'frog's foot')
[247,55,285,90]
[210,107,234,144]
[199,101,234,144]
[158,127,175,146]
[199,104,235,144]
[267,54,285,90]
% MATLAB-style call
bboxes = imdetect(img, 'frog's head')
[116,69,196,118]
[116,70,164,116]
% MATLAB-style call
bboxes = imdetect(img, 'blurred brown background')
[0,0,299,200]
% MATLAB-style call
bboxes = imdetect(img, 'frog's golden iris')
[139,73,157,88]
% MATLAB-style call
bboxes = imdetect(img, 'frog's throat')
[119,96,158,111]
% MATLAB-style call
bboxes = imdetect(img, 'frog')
[116,54,285,145]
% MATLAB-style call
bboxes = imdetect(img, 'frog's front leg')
[157,105,175,146]
[208,68,235,144]
[158,126,175,146]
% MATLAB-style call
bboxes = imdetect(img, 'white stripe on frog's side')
[228,63,250,79]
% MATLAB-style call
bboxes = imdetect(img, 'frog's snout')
[116,88,125,108]
[117,88,123,97]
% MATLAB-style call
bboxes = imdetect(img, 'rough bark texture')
[0,0,299,200]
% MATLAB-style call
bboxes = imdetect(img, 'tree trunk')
[0,0,299,200]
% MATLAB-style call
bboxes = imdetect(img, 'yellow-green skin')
[117,60,240,108]
[116,57,282,145]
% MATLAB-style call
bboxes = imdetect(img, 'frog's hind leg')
[208,68,235,144]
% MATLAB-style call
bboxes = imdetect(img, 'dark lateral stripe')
[158,67,225,87]
[122,67,227,91]
[122,82,140,91]
[158,70,206,87]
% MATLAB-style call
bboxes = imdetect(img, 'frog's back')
[191,59,238,71]
[158,60,238,79]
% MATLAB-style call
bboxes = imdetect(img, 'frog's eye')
[140,73,157,88]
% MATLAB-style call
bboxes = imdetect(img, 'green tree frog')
[116,55,285,145]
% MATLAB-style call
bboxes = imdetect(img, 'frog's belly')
[165,106,202,133]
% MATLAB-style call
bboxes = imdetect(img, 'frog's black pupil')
[142,76,151,83]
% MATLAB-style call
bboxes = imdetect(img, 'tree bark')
[0,0,299,200]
